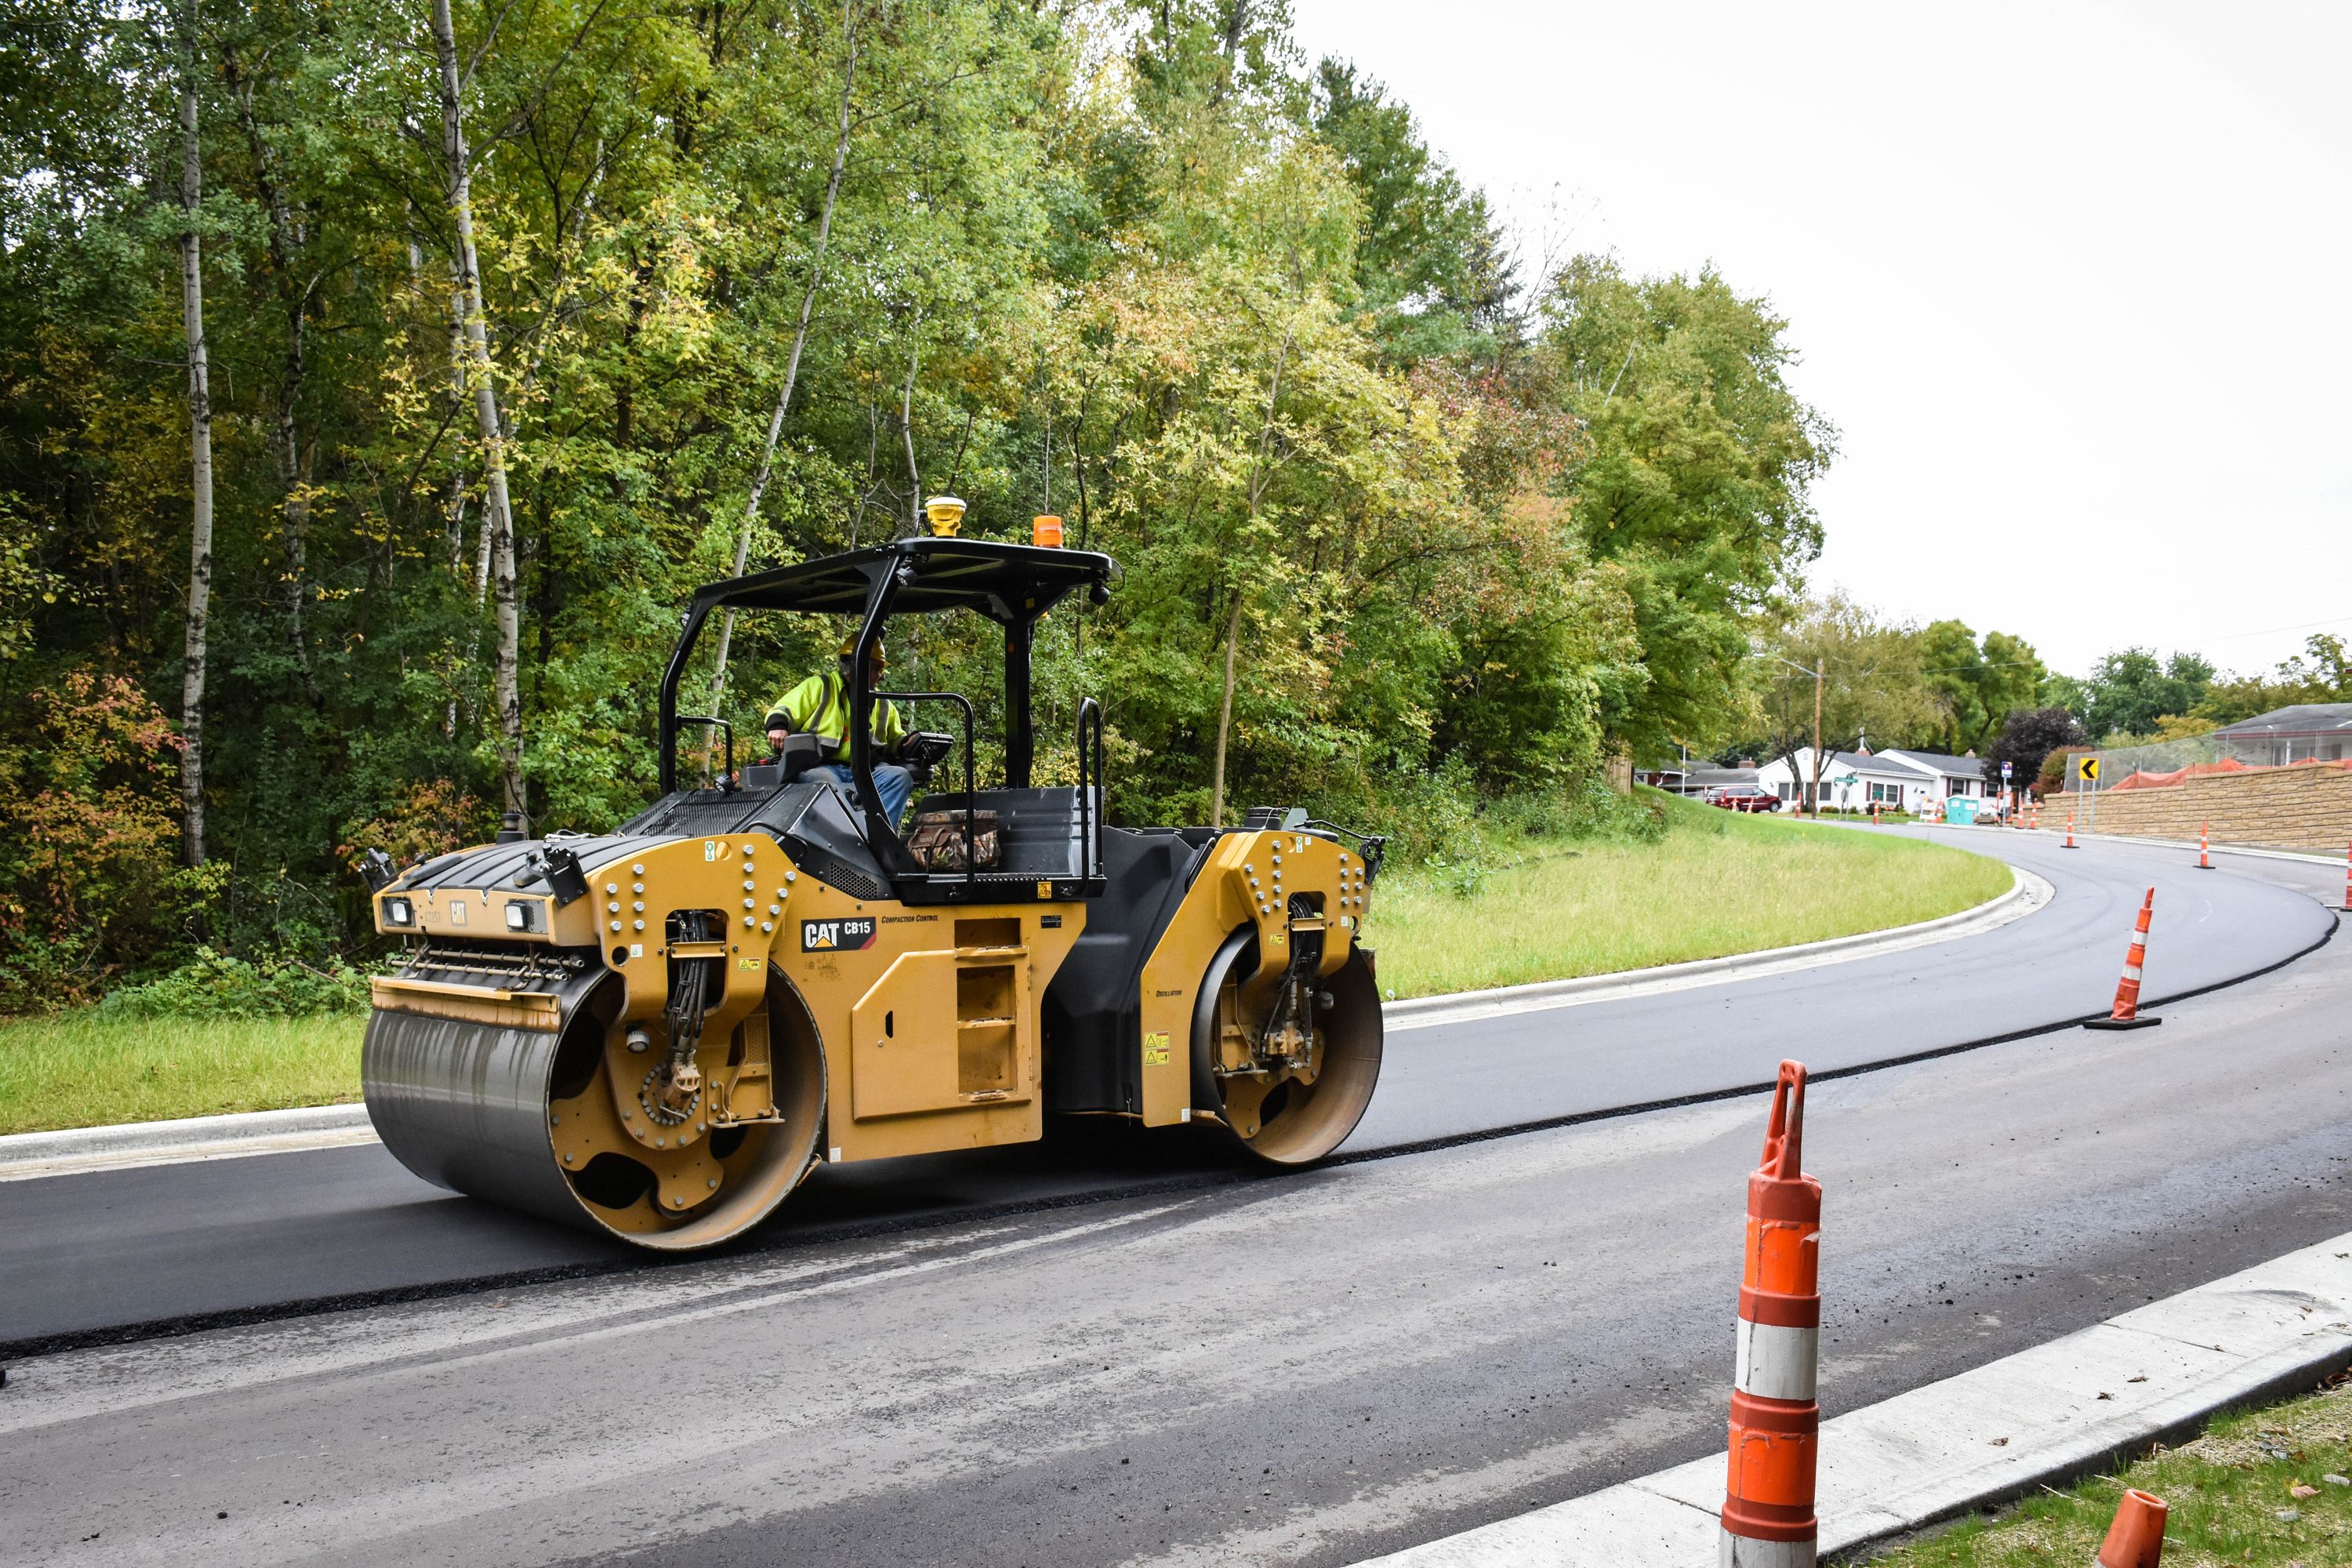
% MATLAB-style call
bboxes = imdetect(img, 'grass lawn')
[1857,1375,2352,1566]
[1365,793,2013,999]
[0,1011,363,1137]
[0,793,2011,1135]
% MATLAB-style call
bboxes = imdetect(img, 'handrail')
[875,690,978,885]
[1075,696,1105,881]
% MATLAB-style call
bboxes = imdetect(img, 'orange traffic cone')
[2063,812,2078,849]
[2194,823,2212,870]
[1720,1062,1820,1567]
[2095,1487,2167,1566]
[2085,888,2161,1030]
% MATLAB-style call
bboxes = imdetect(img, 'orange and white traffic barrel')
[1722,1059,1820,1566]
[2085,887,2161,1031]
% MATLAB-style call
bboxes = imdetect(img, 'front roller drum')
[1189,928,1382,1163]
[363,965,824,1250]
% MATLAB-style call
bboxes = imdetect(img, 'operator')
[764,637,916,826]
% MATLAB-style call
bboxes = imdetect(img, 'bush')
[0,670,210,1008]
[96,948,370,1020]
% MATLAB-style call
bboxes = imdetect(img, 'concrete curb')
[0,1102,376,1183]
[1353,1233,2352,1566]
[1386,867,2045,1033]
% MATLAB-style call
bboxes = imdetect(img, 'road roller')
[358,533,1387,1250]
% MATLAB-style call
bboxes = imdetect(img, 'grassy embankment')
[0,792,2010,1135]
[1367,791,2011,997]
[1859,1376,2352,1566]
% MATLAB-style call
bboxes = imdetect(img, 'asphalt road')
[0,833,2345,1568]
[0,831,2331,1356]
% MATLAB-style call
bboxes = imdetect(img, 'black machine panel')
[1041,826,1218,1116]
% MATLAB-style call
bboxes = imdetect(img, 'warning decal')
[1142,1032,1172,1067]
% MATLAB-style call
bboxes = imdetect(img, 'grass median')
[1366,792,2013,999]
[0,792,2011,1135]
[1857,1374,2352,1566]
[0,1011,363,1137]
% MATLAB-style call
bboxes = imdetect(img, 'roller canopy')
[688,537,1116,626]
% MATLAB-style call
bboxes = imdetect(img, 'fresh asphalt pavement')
[0,829,2327,1353]
[0,832,2343,1567]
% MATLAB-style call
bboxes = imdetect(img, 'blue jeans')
[811,762,913,827]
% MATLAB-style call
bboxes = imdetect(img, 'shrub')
[0,670,209,1009]
[96,947,370,1020]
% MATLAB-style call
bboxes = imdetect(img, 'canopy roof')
[691,536,1116,625]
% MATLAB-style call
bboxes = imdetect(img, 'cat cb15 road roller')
[358,531,1388,1250]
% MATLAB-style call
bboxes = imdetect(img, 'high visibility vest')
[771,668,906,751]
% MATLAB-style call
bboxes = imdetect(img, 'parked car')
[1706,785,1783,813]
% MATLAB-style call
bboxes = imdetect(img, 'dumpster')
[1944,797,1980,826]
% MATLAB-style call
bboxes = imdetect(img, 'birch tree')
[705,2,861,710]
[175,0,215,867]
[428,0,524,821]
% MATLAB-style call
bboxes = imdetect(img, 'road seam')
[1352,1233,2352,1567]
[0,872,2045,1181]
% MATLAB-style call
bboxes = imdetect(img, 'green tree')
[1752,595,1939,808]
[2057,648,2216,741]
[1538,256,1835,764]
[1915,620,2045,753]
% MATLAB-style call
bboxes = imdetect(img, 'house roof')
[1685,768,1759,788]
[1824,750,1927,779]
[1878,748,1985,779]
[2212,703,2352,739]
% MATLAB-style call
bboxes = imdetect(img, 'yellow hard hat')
[837,637,887,664]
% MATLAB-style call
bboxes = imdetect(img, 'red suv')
[1706,786,1782,813]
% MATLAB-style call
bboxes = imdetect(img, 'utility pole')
[1765,654,1827,816]
[1813,661,1824,815]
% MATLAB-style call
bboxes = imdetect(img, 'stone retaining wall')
[2042,762,2352,855]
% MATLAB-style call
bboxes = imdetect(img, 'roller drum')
[1190,929,1383,1164]
[364,960,825,1250]
[363,964,614,1235]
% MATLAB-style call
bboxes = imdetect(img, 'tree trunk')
[1209,586,1247,827]
[231,64,318,705]
[430,0,524,822]
[898,328,923,534]
[705,3,860,709]
[176,0,213,869]
[1207,329,1289,829]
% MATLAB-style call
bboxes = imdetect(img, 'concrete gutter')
[0,1103,376,1183]
[1354,1234,2352,1566]
[1387,866,2047,1033]
[0,870,2048,1181]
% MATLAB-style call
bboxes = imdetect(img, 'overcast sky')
[1287,0,2350,680]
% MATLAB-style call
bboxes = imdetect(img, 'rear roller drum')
[364,967,825,1250]
[1189,927,1382,1163]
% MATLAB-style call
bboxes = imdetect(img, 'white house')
[1877,749,2003,808]
[1754,749,1936,813]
